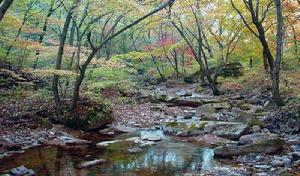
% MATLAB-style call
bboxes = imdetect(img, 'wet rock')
[141,131,163,141]
[113,125,137,133]
[167,98,203,107]
[183,112,195,119]
[99,128,115,135]
[128,147,143,153]
[10,166,35,176]
[214,133,284,157]
[77,159,105,169]
[163,121,249,139]
[96,140,122,147]
[126,137,156,147]
[175,90,192,97]
[58,136,91,145]
[189,134,233,147]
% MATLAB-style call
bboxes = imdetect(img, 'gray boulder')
[214,133,284,157]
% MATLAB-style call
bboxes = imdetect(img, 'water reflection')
[0,130,216,176]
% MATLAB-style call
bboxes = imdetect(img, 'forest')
[0,0,299,175]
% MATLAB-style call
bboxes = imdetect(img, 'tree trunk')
[52,6,75,118]
[272,0,284,107]
[0,0,13,21]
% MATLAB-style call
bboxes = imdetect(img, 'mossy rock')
[65,101,113,131]
[195,86,204,93]
[247,117,265,127]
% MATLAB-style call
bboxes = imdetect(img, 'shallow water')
[0,130,216,176]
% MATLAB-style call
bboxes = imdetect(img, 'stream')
[0,129,217,176]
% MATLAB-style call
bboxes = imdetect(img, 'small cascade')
[201,148,215,172]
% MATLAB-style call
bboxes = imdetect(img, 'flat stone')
[141,131,163,141]
[128,147,143,153]
[113,125,137,133]
[77,159,105,169]
[189,134,233,147]
[96,140,122,147]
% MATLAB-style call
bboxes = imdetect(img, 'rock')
[141,131,163,141]
[96,140,122,147]
[203,121,249,140]
[239,133,283,145]
[10,166,35,176]
[48,136,91,146]
[239,103,251,111]
[99,128,115,135]
[65,100,113,131]
[252,125,261,133]
[162,107,176,117]
[183,112,195,119]
[214,133,284,157]
[126,137,156,147]
[195,86,204,93]
[292,152,300,159]
[175,90,192,97]
[113,125,137,133]
[164,121,249,140]
[271,156,291,167]
[252,106,264,113]
[167,98,203,107]
[128,147,143,153]
[77,159,105,169]
[195,104,216,117]
[189,134,233,147]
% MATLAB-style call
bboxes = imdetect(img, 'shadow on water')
[0,130,216,176]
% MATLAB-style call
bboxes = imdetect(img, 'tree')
[231,0,284,106]
[53,0,80,117]
[272,0,284,106]
[170,1,220,95]
[0,0,14,21]
[58,0,176,116]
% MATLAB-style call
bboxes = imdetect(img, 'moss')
[198,121,208,130]
[188,123,197,130]
[247,117,265,127]
[195,86,204,93]
[166,122,179,127]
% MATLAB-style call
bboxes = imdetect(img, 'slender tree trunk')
[52,7,75,118]
[272,0,284,106]
[0,0,13,21]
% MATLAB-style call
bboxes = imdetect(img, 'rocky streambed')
[0,82,299,175]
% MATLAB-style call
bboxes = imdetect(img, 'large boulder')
[65,99,113,131]
[214,133,284,157]
[210,63,244,83]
